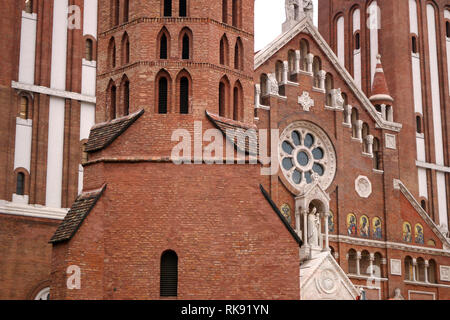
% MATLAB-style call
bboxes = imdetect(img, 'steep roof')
[206,111,259,156]
[254,18,402,132]
[369,54,394,102]
[49,185,106,244]
[85,109,144,153]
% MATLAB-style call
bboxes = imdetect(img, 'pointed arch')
[108,37,116,69]
[176,69,192,114]
[107,79,117,120]
[120,75,130,116]
[220,35,229,66]
[233,80,243,121]
[157,27,171,59]
[121,32,130,65]
[219,75,230,117]
[155,69,172,114]
[234,37,243,71]
[179,27,193,60]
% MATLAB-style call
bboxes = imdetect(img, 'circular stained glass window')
[279,121,336,191]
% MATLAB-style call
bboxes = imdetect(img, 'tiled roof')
[49,185,106,244]
[369,54,393,102]
[206,111,259,155]
[85,109,144,153]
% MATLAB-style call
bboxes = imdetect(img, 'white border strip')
[416,160,450,173]
[0,200,67,220]
[12,81,96,104]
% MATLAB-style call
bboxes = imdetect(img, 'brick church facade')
[0,0,449,300]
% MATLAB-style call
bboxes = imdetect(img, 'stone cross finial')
[283,0,314,32]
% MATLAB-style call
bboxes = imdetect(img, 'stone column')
[295,206,301,237]
[356,120,363,141]
[306,53,314,74]
[424,260,429,283]
[366,135,374,155]
[254,84,261,108]
[380,104,387,120]
[323,212,330,252]
[412,258,417,281]
[318,216,322,249]
[356,251,361,275]
[369,253,375,276]
[282,61,289,85]
[345,105,352,125]
[302,209,308,246]
[387,106,394,122]
[295,50,301,73]
[318,70,327,90]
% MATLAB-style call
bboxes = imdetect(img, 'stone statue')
[302,0,314,20]
[307,207,320,247]
[285,0,300,22]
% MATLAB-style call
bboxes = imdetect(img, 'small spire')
[369,54,394,102]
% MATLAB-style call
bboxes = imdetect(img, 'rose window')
[279,121,336,191]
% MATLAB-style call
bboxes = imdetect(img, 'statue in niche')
[307,207,320,247]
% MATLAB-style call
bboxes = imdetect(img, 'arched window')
[313,56,321,88]
[416,115,422,134]
[122,33,130,65]
[179,0,187,17]
[362,123,370,153]
[232,0,241,28]
[179,77,189,114]
[160,250,178,297]
[158,28,171,60]
[412,35,418,54]
[121,76,130,116]
[404,256,413,281]
[220,35,229,66]
[416,258,426,282]
[124,0,129,23]
[222,0,228,24]
[158,77,168,114]
[325,73,333,106]
[233,81,242,121]
[85,39,93,61]
[351,108,359,138]
[259,73,268,105]
[19,96,29,119]
[25,0,32,14]
[355,33,361,52]
[113,0,120,26]
[108,38,116,68]
[16,173,25,196]
[348,249,357,274]
[360,250,371,276]
[164,0,172,17]
[373,137,381,170]
[219,76,229,117]
[300,39,309,71]
[275,60,284,95]
[234,38,243,70]
[373,253,382,278]
[288,50,296,81]
[109,82,117,120]
[420,199,427,210]
[446,21,450,38]
[428,259,437,283]
[182,34,190,60]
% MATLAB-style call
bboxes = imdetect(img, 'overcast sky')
[255,0,318,51]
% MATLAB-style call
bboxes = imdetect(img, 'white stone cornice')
[12,81,96,104]
[416,161,450,173]
[254,18,402,133]
[0,200,67,220]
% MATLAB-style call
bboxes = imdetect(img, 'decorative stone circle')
[355,175,372,198]
[279,121,337,193]
[316,268,338,294]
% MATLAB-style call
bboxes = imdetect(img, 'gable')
[254,18,402,133]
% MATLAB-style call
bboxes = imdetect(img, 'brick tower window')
[122,77,130,116]
[179,77,189,114]
[220,35,229,66]
[159,77,168,114]
[179,0,187,17]
[232,0,241,28]
[219,82,226,117]
[85,39,93,61]
[19,96,29,119]
[446,21,450,38]
[354,32,360,50]
[25,0,32,14]
[124,0,129,23]
[108,38,116,68]
[122,33,130,65]
[160,34,168,59]
[164,0,172,17]
[416,115,422,134]
[233,81,242,121]
[182,34,190,60]
[234,37,243,71]
[113,0,120,26]
[373,137,382,170]
[222,0,228,24]
[411,35,418,54]
[109,83,117,120]
[160,250,178,297]
[16,173,25,196]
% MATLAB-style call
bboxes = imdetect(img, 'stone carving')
[298,91,315,111]
[285,0,300,22]
[316,268,338,294]
[302,0,314,20]
[390,259,402,276]
[385,133,397,149]
[440,266,450,282]
[331,88,345,109]
[355,175,372,198]
[391,288,405,300]
[267,73,279,96]
[307,207,320,247]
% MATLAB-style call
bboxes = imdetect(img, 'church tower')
[319,0,450,233]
